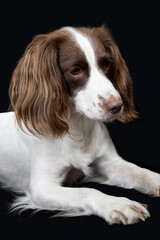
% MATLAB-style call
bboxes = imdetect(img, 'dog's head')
[10,26,138,137]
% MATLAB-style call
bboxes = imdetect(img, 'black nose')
[104,97,123,114]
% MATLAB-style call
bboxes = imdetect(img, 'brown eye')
[104,59,111,69]
[70,67,81,76]
[99,57,112,72]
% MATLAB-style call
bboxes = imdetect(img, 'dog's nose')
[104,96,123,114]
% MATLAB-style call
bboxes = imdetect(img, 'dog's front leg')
[29,155,149,224]
[92,155,160,196]
[30,176,150,224]
[92,127,160,196]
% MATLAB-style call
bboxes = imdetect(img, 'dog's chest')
[61,122,104,174]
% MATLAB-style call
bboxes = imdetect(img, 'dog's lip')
[88,112,121,121]
[105,106,124,122]
[79,105,124,121]
[106,115,117,122]
[90,114,116,122]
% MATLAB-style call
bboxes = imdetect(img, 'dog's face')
[59,27,123,122]
[10,26,137,137]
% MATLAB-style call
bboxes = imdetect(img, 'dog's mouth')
[87,111,123,122]
[74,101,124,122]
[105,115,117,122]
[103,105,124,123]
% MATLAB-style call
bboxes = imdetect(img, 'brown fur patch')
[58,34,90,96]
[9,29,72,137]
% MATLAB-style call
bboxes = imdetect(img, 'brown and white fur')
[0,26,160,225]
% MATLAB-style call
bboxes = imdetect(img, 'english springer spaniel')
[0,26,159,225]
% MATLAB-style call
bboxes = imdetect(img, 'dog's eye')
[104,59,111,69]
[70,67,81,76]
[99,58,112,72]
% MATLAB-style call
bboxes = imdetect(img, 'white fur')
[0,28,160,225]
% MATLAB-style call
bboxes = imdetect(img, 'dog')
[0,25,159,225]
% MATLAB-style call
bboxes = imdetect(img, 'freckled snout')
[104,96,123,114]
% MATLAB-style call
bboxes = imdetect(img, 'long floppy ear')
[109,43,138,122]
[9,32,69,137]
[97,25,138,122]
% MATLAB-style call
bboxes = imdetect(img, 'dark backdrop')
[0,0,160,239]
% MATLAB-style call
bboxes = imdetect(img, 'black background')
[0,0,160,239]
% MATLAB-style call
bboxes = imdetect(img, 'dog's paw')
[148,185,160,197]
[103,198,150,225]
[156,186,160,197]
[142,171,160,197]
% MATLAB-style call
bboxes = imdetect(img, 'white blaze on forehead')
[63,27,96,68]
[63,26,119,97]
